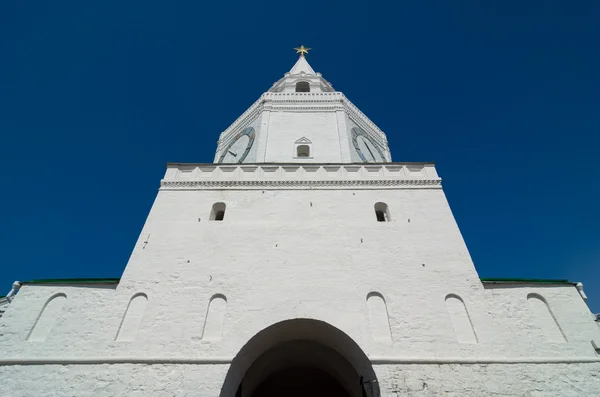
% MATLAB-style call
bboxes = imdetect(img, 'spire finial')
[294,45,311,57]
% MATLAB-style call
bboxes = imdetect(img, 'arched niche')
[527,293,567,343]
[366,292,392,343]
[115,293,148,342]
[445,294,478,344]
[202,294,228,341]
[27,293,67,342]
[219,319,379,397]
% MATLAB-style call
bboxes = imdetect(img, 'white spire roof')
[268,51,334,93]
[289,55,316,75]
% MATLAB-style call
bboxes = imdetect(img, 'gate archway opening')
[219,319,379,397]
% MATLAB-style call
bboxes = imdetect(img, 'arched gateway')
[220,319,380,397]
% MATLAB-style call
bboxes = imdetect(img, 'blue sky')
[0,1,599,312]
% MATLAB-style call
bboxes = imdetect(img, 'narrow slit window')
[297,145,310,157]
[374,202,390,222]
[210,202,226,221]
[295,81,310,92]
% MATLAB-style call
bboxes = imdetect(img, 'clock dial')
[218,127,256,163]
[351,127,386,163]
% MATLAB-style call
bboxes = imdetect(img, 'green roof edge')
[14,277,573,286]
[480,277,572,284]
[21,278,121,285]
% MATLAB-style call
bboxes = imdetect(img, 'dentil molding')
[160,163,442,190]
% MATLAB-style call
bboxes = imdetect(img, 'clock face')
[351,127,386,163]
[218,127,256,163]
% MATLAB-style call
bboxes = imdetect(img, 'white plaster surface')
[288,55,316,75]
[0,364,229,397]
[1,363,599,396]
[375,363,600,396]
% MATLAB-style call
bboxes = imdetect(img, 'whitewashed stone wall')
[0,364,229,397]
[1,363,599,396]
[1,162,599,395]
[376,363,600,396]
[264,110,341,163]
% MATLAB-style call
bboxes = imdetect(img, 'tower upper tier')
[214,52,391,164]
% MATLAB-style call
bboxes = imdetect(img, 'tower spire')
[289,45,316,75]
[268,45,333,93]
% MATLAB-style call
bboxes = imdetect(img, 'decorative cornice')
[160,179,441,190]
[162,163,440,190]
[264,92,343,101]
[267,105,345,112]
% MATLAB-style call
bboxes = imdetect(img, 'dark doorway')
[252,366,349,397]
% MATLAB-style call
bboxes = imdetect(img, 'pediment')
[295,137,312,144]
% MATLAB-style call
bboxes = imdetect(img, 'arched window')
[210,202,226,221]
[295,81,310,92]
[296,145,310,158]
[374,202,390,222]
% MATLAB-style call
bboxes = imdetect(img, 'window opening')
[295,81,310,92]
[374,202,390,222]
[297,145,310,158]
[210,203,226,221]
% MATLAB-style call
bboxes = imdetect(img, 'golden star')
[294,45,311,56]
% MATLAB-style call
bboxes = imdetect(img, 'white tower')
[1,47,599,397]
[214,46,390,165]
